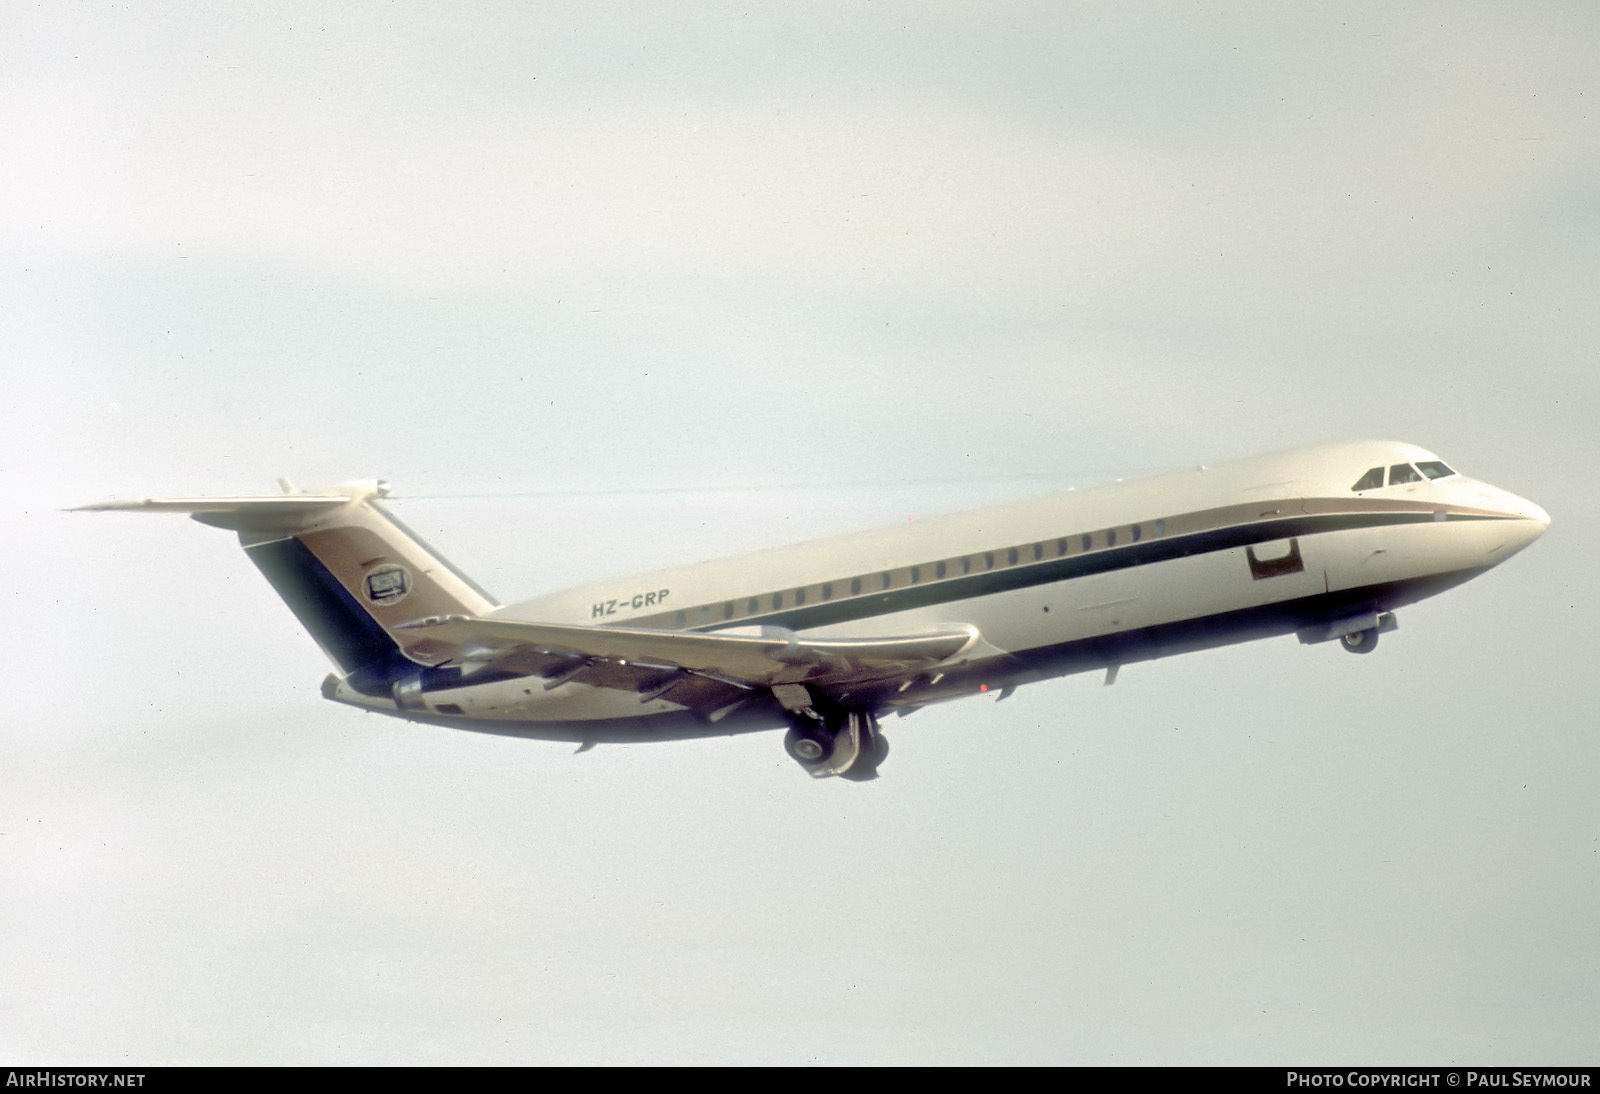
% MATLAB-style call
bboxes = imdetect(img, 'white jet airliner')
[80,440,1547,780]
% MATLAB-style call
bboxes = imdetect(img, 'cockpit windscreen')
[1352,460,1457,492]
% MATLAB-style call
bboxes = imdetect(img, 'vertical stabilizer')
[76,481,497,676]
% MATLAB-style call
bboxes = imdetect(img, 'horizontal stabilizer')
[73,495,352,533]
[396,614,981,689]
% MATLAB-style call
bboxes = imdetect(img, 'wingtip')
[68,498,154,513]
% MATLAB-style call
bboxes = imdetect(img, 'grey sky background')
[4,2,1596,1064]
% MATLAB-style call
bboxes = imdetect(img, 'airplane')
[77,439,1548,781]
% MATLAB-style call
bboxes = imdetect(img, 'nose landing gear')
[1298,610,1398,653]
[1339,611,1397,654]
[1340,627,1380,654]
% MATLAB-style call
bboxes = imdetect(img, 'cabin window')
[1057,537,1068,556]
[1417,460,1456,480]
[1389,463,1423,485]
[879,572,891,590]
[909,566,921,584]
[699,606,711,625]
[1082,533,1093,551]
[723,601,735,620]
[794,587,806,606]
[850,578,862,596]
[747,597,759,615]
[821,583,832,601]
[1155,519,1167,537]
[983,552,994,570]
[935,561,946,579]
[1006,547,1018,566]
[771,592,783,610]
[1032,543,1043,561]
[960,557,971,575]
[1352,467,1385,491]
[1130,524,1141,542]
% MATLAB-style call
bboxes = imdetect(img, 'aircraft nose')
[1494,489,1550,556]
[1508,491,1550,533]
[1470,480,1548,531]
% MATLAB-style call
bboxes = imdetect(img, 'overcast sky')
[4,1,1597,1064]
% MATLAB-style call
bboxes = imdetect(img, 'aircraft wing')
[395,613,983,717]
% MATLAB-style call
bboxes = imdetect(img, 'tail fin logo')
[364,564,412,606]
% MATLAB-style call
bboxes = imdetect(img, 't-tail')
[75,481,497,687]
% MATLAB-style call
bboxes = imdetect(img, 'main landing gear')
[769,683,888,780]
[783,708,889,781]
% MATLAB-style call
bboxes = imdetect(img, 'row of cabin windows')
[670,517,1171,629]
[1351,460,1457,492]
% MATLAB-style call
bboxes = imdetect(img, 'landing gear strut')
[784,708,888,781]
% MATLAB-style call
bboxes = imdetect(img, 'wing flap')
[643,673,755,720]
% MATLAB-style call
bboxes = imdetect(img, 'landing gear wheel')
[1340,628,1379,655]
[784,725,834,764]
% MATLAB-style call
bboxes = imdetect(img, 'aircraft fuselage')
[320,439,1548,745]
